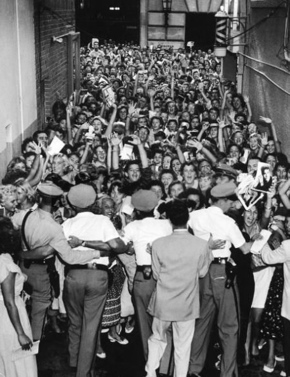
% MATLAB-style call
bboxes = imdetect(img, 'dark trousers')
[63,269,108,377]
[189,264,239,377]
[283,317,290,377]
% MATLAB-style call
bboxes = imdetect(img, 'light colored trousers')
[21,263,51,341]
[145,317,196,377]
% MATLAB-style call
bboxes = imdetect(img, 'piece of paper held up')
[120,144,134,160]
[47,136,65,156]
[250,229,272,254]
[12,340,40,361]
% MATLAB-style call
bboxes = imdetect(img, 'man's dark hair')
[167,199,189,226]
[2,170,28,185]
[32,130,48,144]
[21,137,34,154]
[124,159,141,173]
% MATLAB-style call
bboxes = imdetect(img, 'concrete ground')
[37,321,286,377]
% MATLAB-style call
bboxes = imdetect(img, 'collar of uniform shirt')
[173,228,188,232]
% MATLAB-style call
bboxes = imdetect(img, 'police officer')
[20,182,108,341]
[187,182,253,377]
[122,190,174,375]
[62,184,127,377]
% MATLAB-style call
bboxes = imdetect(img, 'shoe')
[258,340,267,350]
[280,371,286,377]
[125,322,134,334]
[275,355,285,362]
[263,361,276,373]
[96,352,106,359]
[108,334,129,345]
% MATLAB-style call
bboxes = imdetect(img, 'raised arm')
[243,95,252,122]
[26,142,41,183]
[259,116,282,154]
[109,134,121,171]
[188,139,217,165]
[73,122,89,146]
[218,120,227,153]
[257,132,268,159]
[66,104,73,144]
[197,122,210,141]
[80,140,92,165]
[130,135,149,168]
[104,104,118,139]
[133,72,139,96]
[261,186,276,228]
[198,83,211,109]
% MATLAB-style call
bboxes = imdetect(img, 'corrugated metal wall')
[242,2,290,158]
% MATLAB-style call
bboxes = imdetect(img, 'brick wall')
[34,0,75,128]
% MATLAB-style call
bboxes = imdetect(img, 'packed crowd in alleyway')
[0,38,290,377]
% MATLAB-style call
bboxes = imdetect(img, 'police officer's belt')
[68,263,108,271]
[212,257,228,264]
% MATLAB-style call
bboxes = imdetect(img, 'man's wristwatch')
[81,240,86,247]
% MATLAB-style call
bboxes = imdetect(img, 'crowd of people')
[0,37,290,377]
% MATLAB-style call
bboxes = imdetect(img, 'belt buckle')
[87,262,97,269]
[220,258,226,264]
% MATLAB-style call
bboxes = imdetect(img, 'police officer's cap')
[37,182,63,198]
[67,184,97,209]
[131,189,158,212]
[211,182,237,199]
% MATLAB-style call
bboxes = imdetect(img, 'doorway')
[185,13,216,51]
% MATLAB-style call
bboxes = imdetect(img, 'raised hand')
[109,133,122,146]
[187,139,202,152]
[260,132,268,146]
[147,87,156,98]
[30,141,42,155]
[80,122,90,130]
[201,122,210,132]
[259,116,272,124]
[129,134,141,145]
[218,120,227,129]
[128,103,137,116]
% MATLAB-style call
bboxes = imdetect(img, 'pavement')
[37,321,286,377]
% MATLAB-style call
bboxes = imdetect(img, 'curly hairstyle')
[0,185,17,204]
[14,178,35,202]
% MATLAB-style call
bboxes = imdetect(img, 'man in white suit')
[145,199,213,377]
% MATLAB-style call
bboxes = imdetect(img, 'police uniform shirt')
[25,208,101,265]
[122,218,172,266]
[62,212,120,266]
[188,206,245,258]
